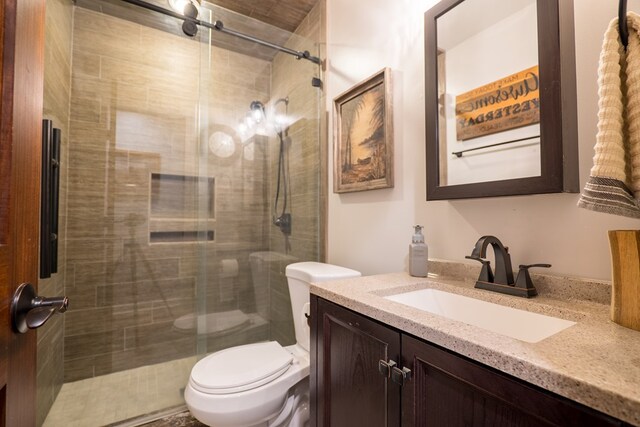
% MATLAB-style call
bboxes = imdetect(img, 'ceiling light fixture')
[250,101,265,123]
[168,0,191,13]
[168,0,200,36]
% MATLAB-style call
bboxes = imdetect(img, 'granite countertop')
[309,263,640,426]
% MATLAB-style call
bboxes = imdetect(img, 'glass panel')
[195,3,322,354]
[40,2,208,424]
[436,0,540,186]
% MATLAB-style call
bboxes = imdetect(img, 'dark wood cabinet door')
[401,335,623,427]
[313,297,401,427]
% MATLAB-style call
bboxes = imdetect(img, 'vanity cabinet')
[310,296,627,427]
[311,295,401,427]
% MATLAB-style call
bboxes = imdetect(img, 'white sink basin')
[385,288,575,343]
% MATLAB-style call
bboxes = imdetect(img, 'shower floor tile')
[43,356,197,427]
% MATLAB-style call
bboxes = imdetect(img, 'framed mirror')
[425,0,578,200]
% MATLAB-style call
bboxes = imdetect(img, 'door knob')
[11,283,68,333]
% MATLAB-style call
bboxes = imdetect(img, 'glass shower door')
[41,2,212,425]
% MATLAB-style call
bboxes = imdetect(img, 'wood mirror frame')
[424,0,578,200]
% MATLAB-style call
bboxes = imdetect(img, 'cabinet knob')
[391,366,412,386]
[378,359,397,378]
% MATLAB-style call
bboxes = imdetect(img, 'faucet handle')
[465,255,494,283]
[519,263,551,269]
[514,264,551,297]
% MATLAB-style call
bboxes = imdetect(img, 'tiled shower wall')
[62,7,274,382]
[37,0,72,423]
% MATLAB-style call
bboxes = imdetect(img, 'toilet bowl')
[172,309,252,336]
[185,261,361,427]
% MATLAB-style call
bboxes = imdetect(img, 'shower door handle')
[10,283,68,333]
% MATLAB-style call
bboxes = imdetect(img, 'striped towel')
[578,13,640,218]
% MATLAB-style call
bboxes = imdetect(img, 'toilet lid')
[191,341,293,394]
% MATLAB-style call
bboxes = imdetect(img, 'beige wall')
[37,0,73,423]
[326,0,640,281]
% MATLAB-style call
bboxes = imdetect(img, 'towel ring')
[620,0,629,48]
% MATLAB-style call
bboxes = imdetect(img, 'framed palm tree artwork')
[333,68,393,193]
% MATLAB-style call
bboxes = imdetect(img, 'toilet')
[184,261,361,427]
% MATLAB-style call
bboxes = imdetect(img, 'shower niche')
[149,172,216,243]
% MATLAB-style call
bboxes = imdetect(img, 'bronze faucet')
[466,236,550,298]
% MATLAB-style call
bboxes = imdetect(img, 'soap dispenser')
[409,225,428,277]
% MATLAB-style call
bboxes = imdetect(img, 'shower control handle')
[273,213,292,235]
[10,283,68,333]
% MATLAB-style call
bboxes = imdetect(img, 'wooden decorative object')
[333,68,393,193]
[608,230,640,331]
[455,65,540,141]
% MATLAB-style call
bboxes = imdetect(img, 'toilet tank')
[285,262,361,352]
[249,251,298,321]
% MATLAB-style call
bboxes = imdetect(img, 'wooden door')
[0,0,46,425]
[312,297,401,427]
[401,335,623,427]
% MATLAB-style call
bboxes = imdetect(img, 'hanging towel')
[578,12,640,218]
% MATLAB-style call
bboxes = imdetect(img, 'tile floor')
[139,411,205,427]
[43,356,197,427]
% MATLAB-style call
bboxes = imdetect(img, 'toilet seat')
[185,344,309,427]
[190,341,293,395]
[184,263,361,427]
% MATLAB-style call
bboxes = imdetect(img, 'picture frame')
[333,68,393,193]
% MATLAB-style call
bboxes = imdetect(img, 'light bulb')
[251,108,263,123]
[275,114,287,127]
[168,0,190,13]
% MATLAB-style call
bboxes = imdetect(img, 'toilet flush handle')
[302,302,311,327]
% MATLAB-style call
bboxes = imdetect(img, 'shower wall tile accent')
[268,1,324,345]
[64,6,273,382]
[37,0,73,424]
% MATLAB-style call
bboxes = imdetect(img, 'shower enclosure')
[36,0,323,425]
